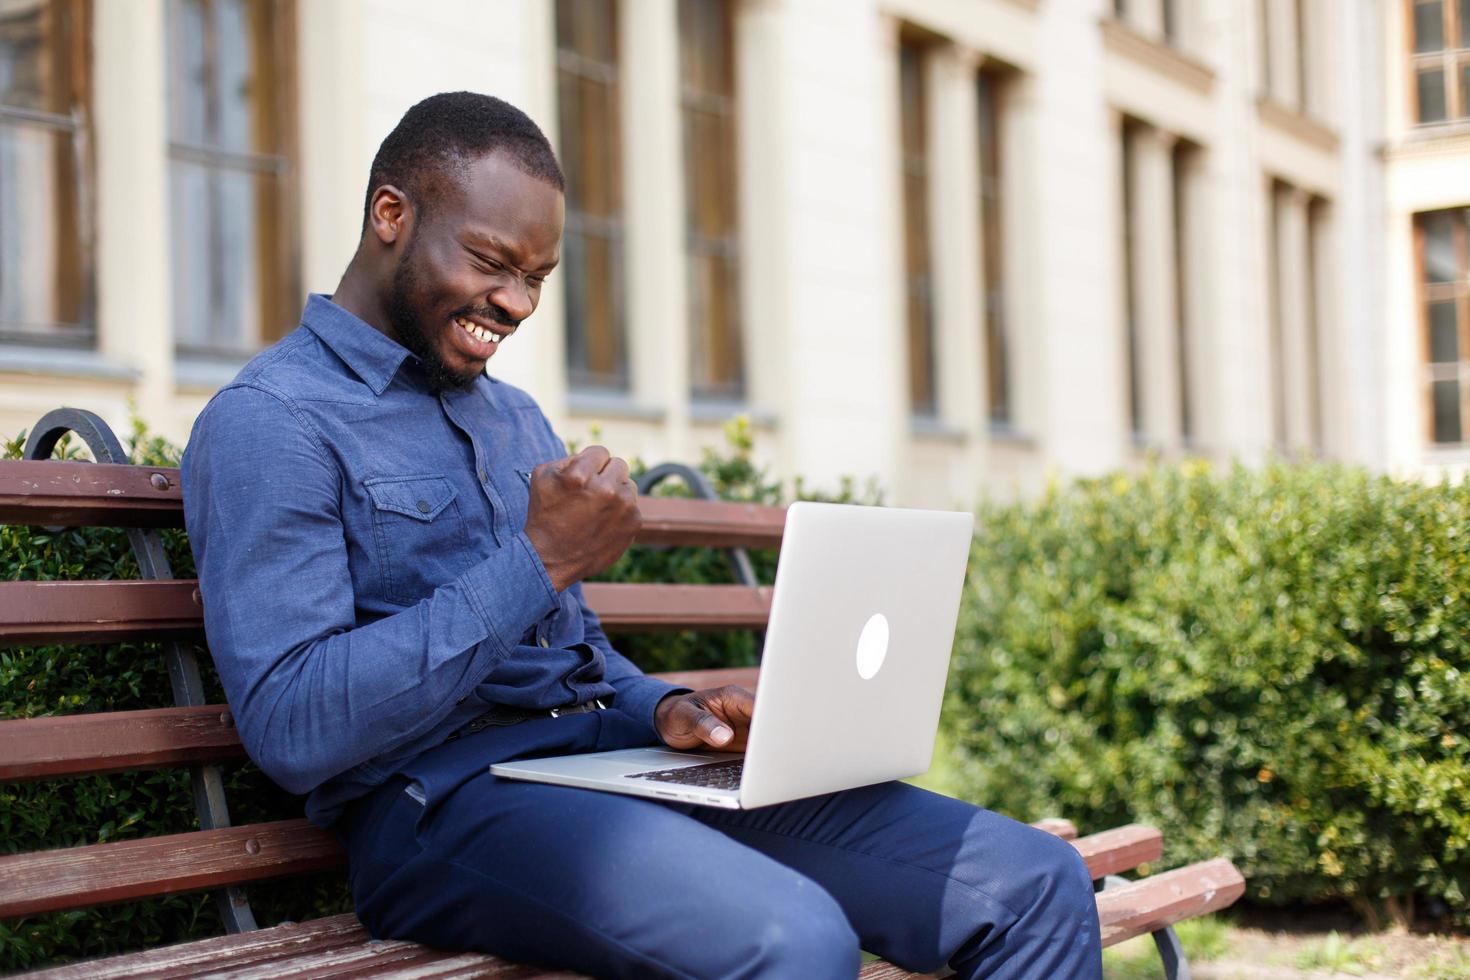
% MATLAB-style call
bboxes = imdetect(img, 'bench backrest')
[0,452,782,929]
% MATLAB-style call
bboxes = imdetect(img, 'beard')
[386,235,483,393]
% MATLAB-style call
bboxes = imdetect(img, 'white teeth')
[457,317,498,345]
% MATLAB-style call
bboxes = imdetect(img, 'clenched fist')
[523,446,640,592]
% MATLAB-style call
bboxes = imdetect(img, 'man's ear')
[367,185,413,247]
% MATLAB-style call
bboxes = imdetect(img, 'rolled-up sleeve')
[183,386,559,794]
[571,584,687,732]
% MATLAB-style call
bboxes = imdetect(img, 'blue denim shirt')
[182,295,680,825]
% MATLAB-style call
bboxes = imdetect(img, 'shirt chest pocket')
[363,474,470,605]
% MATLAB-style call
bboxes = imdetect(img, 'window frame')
[556,0,629,394]
[678,0,744,403]
[1408,0,1470,125]
[165,0,299,360]
[0,0,95,347]
[1416,208,1470,446]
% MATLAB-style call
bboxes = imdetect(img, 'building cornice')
[1385,125,1470,161]
[1256,97,1339,153]
[1099,18,1214,96]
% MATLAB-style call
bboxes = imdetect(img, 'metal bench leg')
[1101,874,1190,980]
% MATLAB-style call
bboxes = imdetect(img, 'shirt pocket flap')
[364,475,458,521]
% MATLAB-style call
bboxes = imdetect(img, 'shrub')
[0,414,873,969]
[944,461,1470,928]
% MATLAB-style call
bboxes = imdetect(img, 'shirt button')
[416,500,430,513]
[538,636,550,648]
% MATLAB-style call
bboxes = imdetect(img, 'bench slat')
[23,914,371,980]
[0,669,754,781]
[0,580,204,645]
[0,460,183,529]
[585,582,773,630]
[1068,824,1164,879]
[1094,858,1246,946]
[0,819,345,918]
[0,705,247,781]
[0,461,787,548]
[0,580,772,646]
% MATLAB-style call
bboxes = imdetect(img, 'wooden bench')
[0,408,1244,978]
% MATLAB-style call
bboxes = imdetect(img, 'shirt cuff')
[459,532,561,657]
[611,675,691,734]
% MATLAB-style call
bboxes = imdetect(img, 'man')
[182,92,1102,979]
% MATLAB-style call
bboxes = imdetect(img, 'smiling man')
[181,92,1101,979]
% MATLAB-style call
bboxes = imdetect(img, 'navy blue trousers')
[336,710,1102,979]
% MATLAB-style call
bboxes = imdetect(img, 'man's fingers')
[684,703,735,747]
[562,445,611,483]
[599,455,631,485]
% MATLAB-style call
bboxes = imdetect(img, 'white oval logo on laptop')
[855,613,890,680]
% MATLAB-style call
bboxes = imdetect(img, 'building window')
[0,0,91,345]
[556,0,626,392]
[1172,140,1197,444]
[1419,209,1470,444]
[1266,181,1288,448]
[679,0,742,401]
[899,41,936,418]
[166,0,297,357]
[977,70,1009,427]
[1120,120,1143,438]
[1409,0,1470,124]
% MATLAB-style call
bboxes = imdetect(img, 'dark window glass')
[1430,300,1460,362]
[166,0,296,357]
[1461,0,1470,46]
[1121,121,1142,437]
[978,71,1008,426]
[1434,380,1463,442]
[0,0,90,343]
[1419,209,1470,445]
[557,0,626,392]
[1416,0,1445,53]
[900,41,935,418]
[679,0,742,400]
[1418,67,1448,122]
[1173,141,1196,443]
[1425,212,1458,282]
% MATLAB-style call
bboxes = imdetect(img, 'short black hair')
[363,91,565,230]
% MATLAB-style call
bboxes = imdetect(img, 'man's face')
[386,151,564,390]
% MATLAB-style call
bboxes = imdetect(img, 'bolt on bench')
[0,409,1243,978]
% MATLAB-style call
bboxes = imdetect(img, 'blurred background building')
[0,0,1464,506]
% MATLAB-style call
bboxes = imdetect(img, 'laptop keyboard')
[625,759,744,790]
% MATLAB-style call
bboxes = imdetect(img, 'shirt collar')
[300,293,414,396]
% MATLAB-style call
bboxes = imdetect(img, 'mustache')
[452,306,520,329]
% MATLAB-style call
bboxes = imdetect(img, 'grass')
[1282,931,1387,975]
[1406,943,1470,980]
[1101,914,1232,979]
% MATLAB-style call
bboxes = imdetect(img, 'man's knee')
[1025,828,1097,919]
[737,886,861,979]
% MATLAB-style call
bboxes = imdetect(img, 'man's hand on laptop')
[523,445,641,592]
[653,686,754,752]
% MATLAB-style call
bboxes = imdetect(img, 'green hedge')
[0,416,874,970]
[943,461,1470,928]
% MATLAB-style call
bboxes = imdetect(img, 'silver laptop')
[491,501,974,809]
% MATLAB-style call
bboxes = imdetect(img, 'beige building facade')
[0,0,1461,507]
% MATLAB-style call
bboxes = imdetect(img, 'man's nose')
[491,282,533,323]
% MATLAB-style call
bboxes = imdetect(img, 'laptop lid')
[737,502,974,808]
